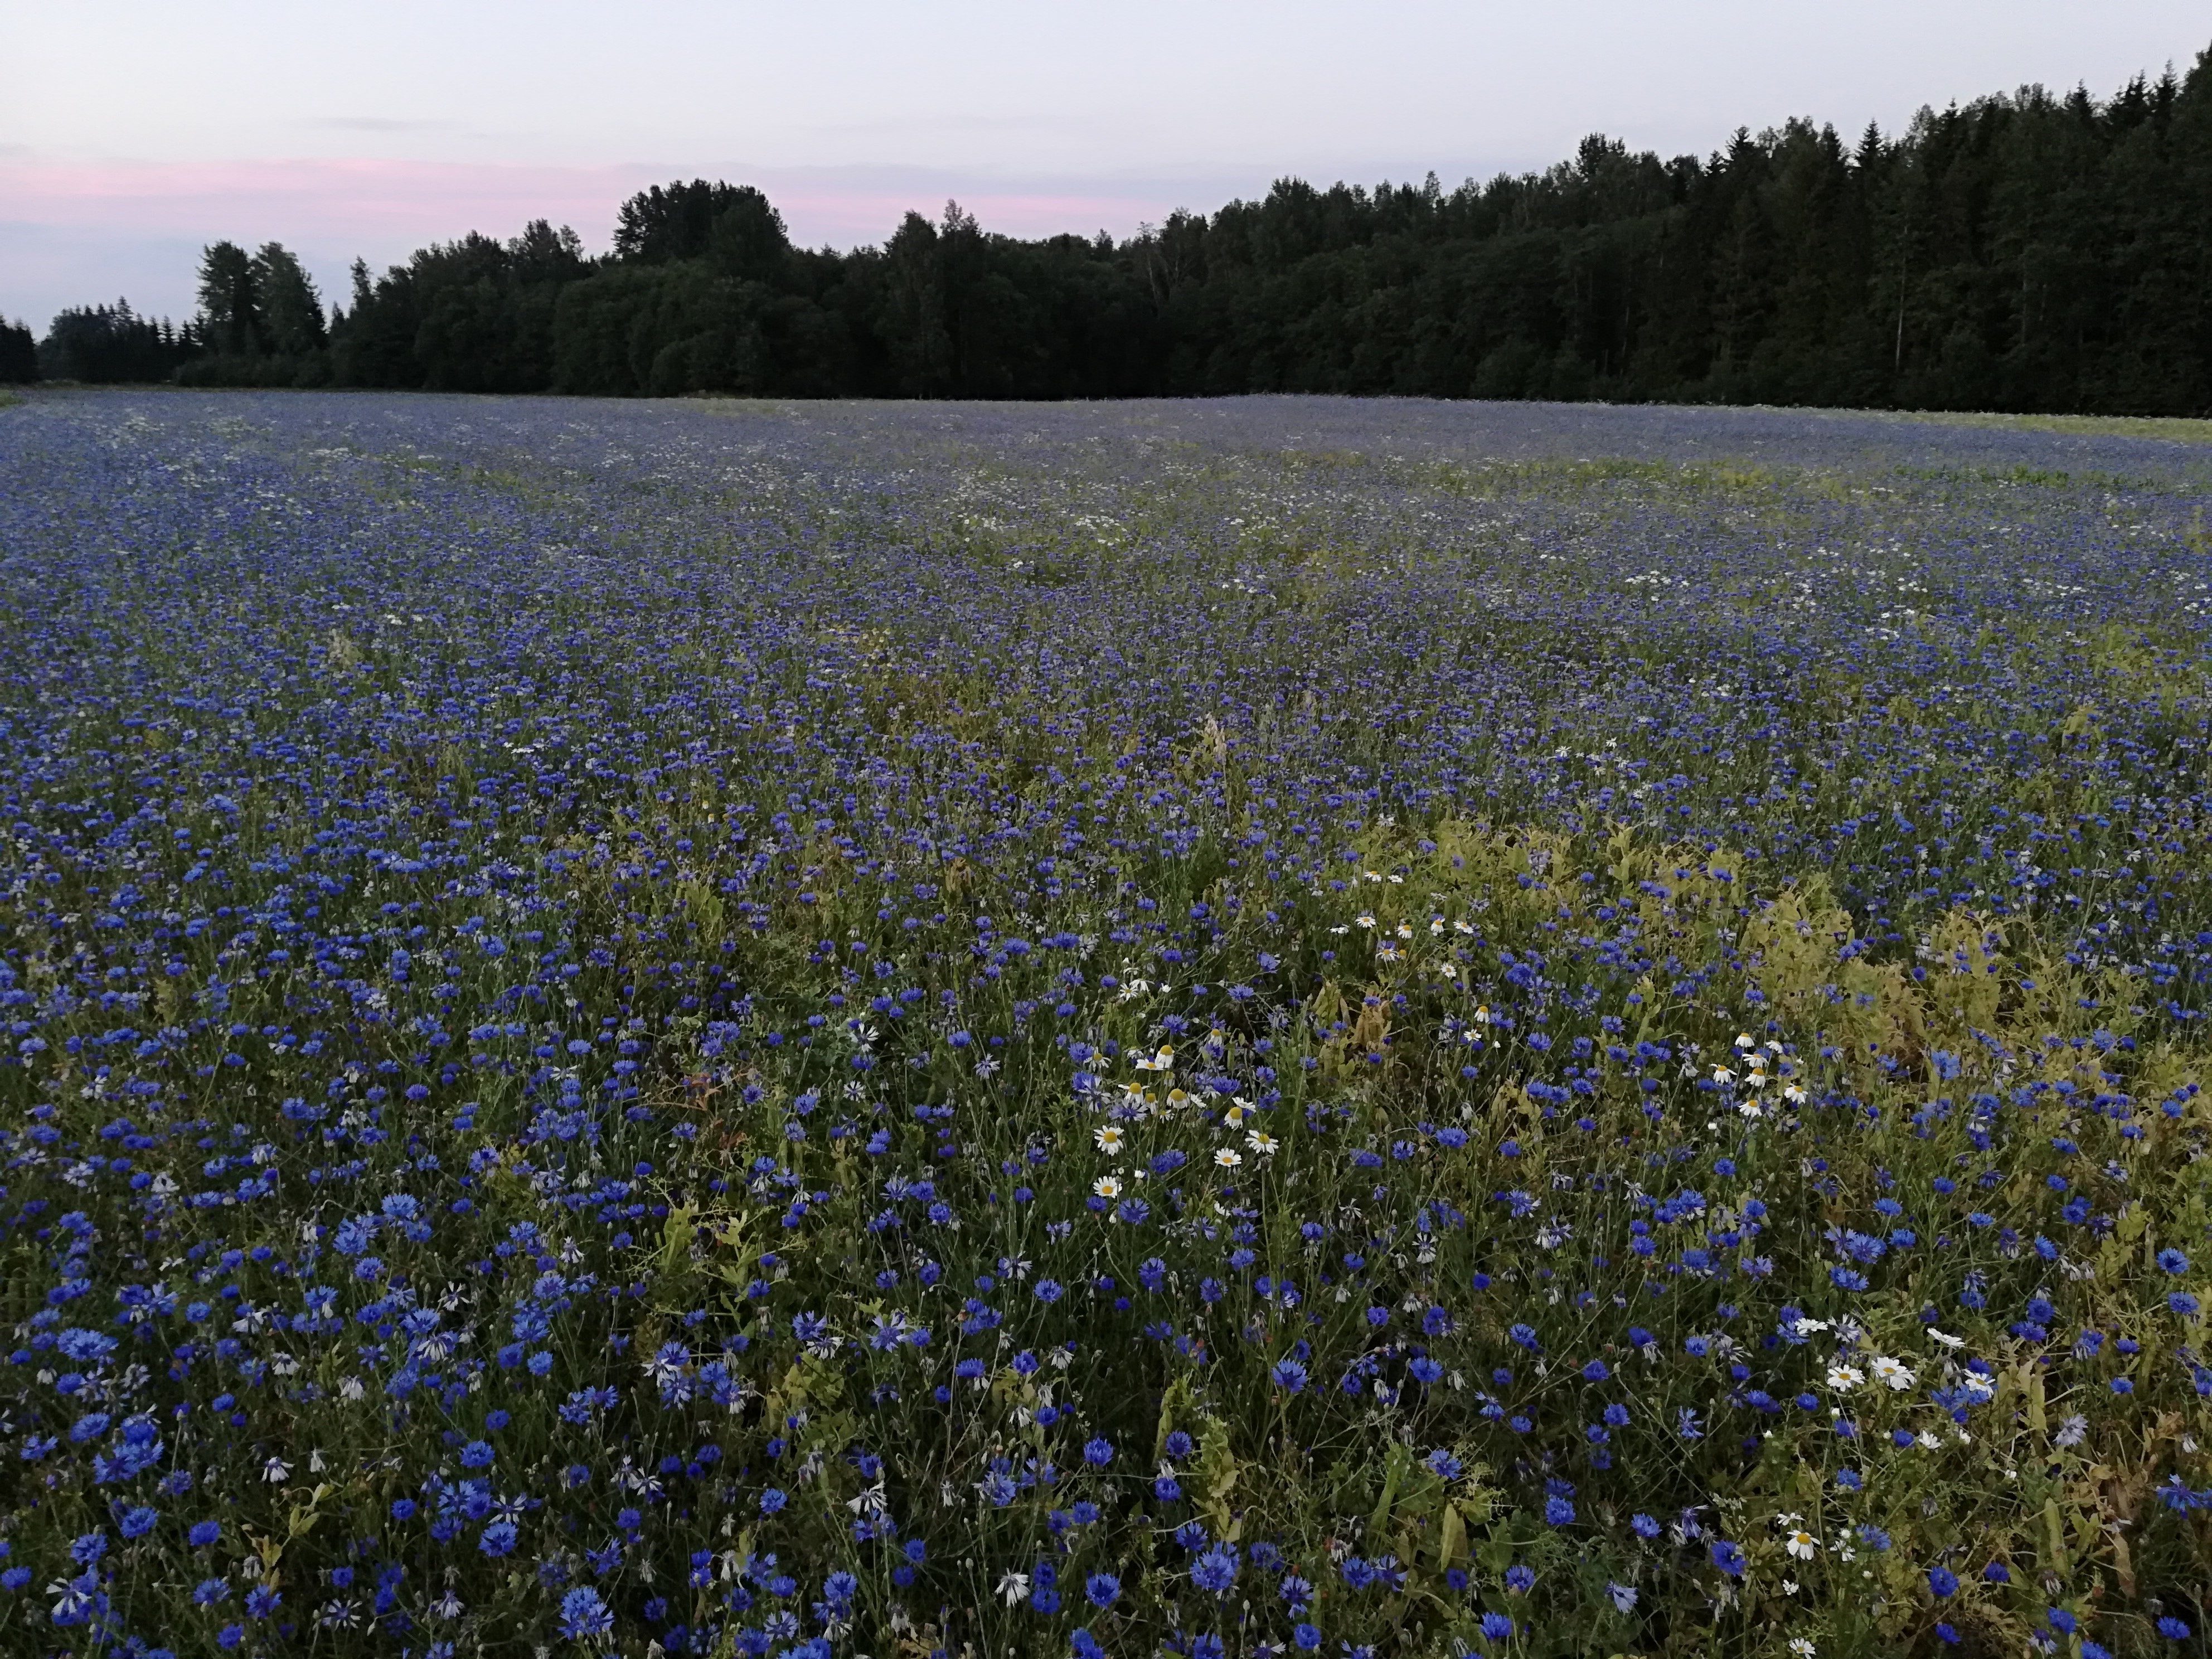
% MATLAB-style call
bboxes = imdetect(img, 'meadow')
[1,389,2209,1659]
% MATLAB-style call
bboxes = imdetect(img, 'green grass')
[1856,408,2212,445]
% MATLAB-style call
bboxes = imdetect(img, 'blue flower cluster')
[0,391,2207,1657]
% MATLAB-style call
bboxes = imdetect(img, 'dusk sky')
[4,1,2206,331]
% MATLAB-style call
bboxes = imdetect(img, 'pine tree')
[252,244,327,357]
[197,243,261,356]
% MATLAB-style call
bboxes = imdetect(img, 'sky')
[3,1,2206,331]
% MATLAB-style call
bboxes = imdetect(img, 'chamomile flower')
[1093,1176,1122,1200]
[1245,1131,1279,1155]
[1871,1356,1915,1390]
[1213,1147,1243,1169]
[1094,1125,1126,1154]
[1826,1364,1865,1391]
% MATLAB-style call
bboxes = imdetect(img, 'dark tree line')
[0,318,36,383]
[22,304,200,384]
[12,46,2211,412]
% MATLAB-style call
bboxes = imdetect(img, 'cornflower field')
[4,389,2212,1659]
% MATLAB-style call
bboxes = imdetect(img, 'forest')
[8,45,2210,413]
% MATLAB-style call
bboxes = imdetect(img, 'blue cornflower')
[1192,1544,1239,1594]
[1085,1572,1120,1609]
[558,1586,614,1639]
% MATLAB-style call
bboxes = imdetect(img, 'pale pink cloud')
[0,156,1189,251]
[0,154,1218,325]
[0,157,662,245]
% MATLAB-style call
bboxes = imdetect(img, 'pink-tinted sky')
[3,1,2206,329]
